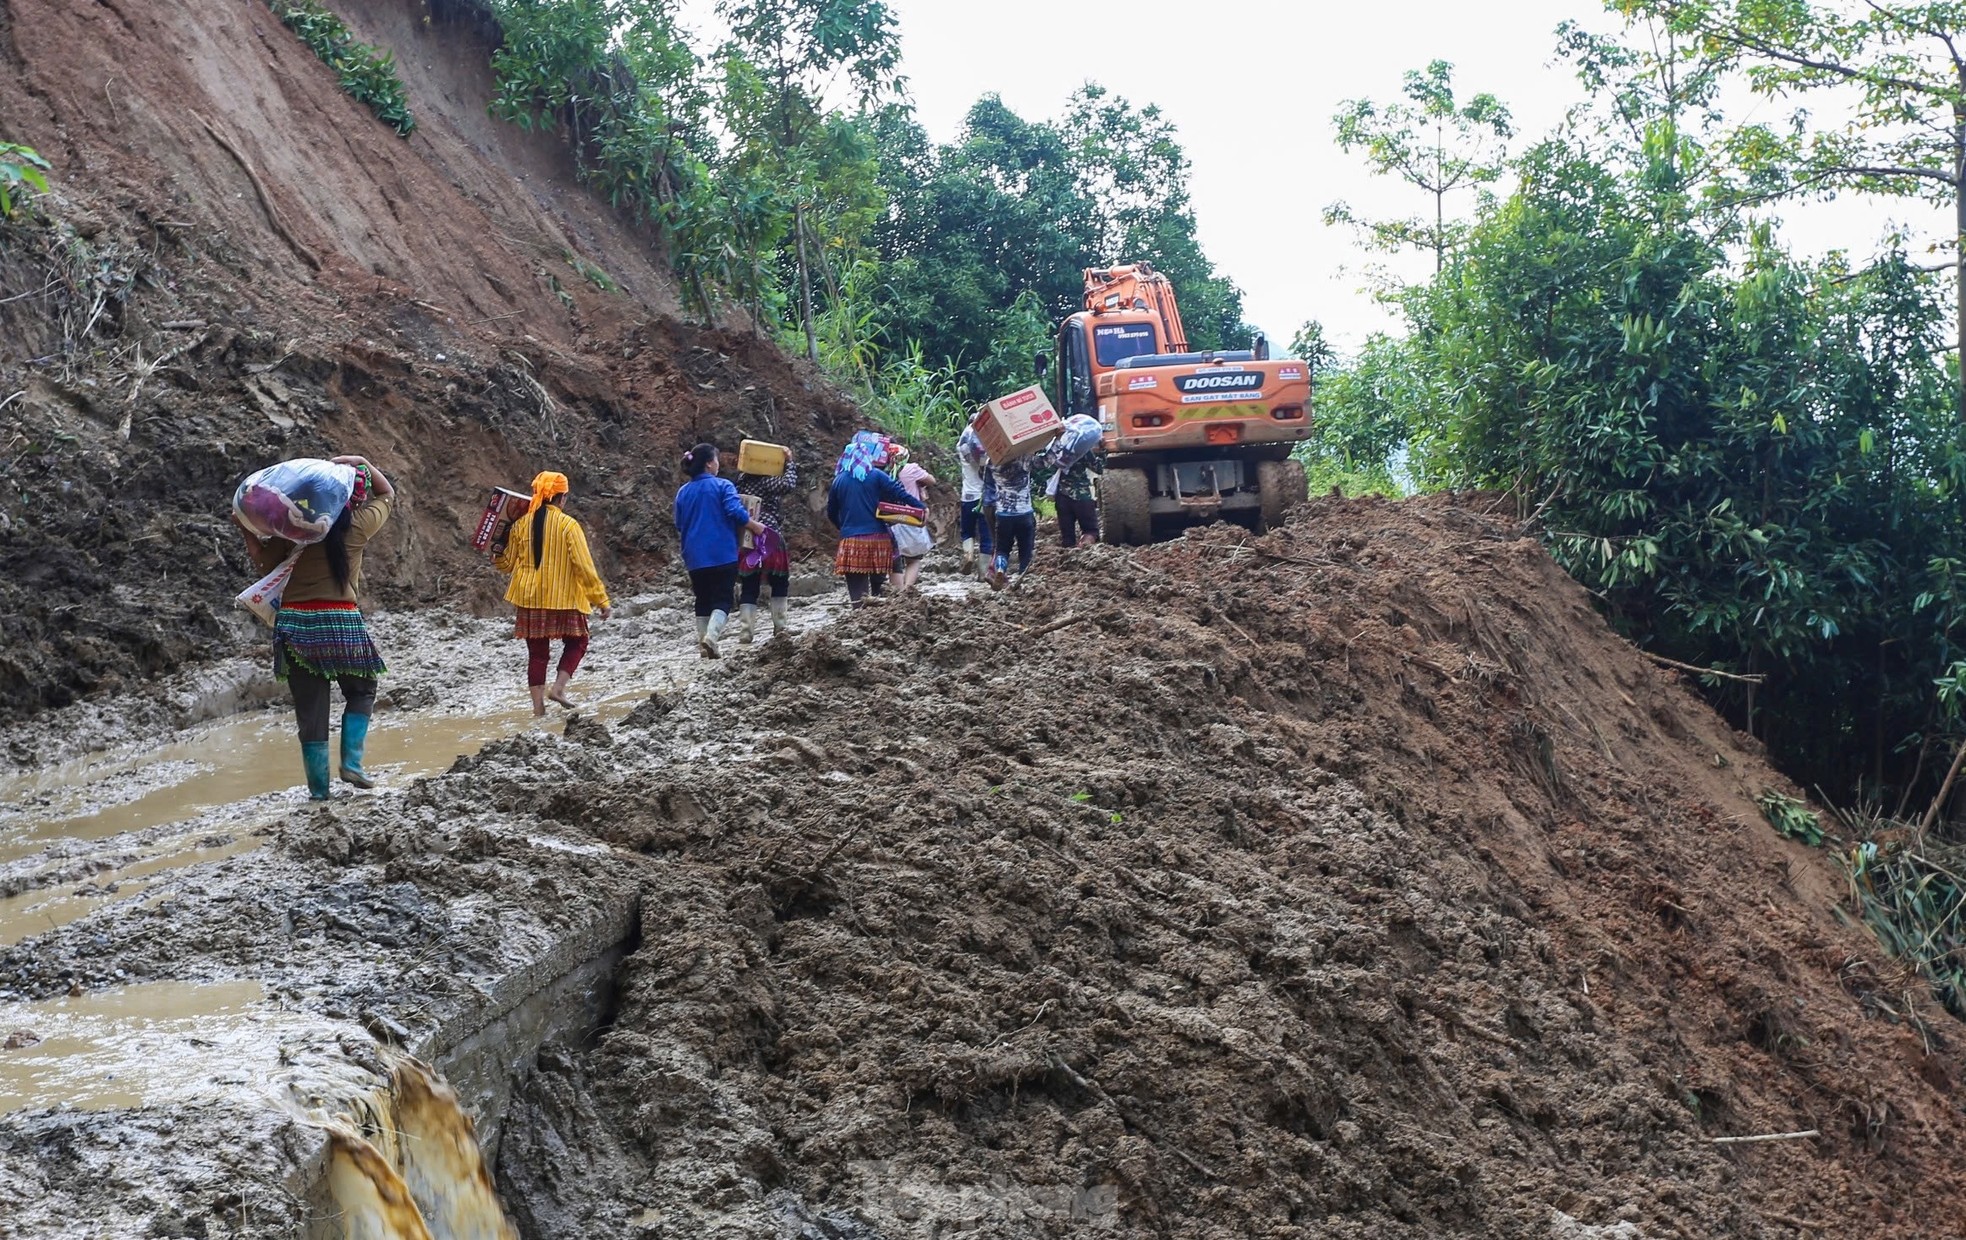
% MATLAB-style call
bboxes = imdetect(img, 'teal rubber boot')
[301,741,333,801]
[339,714,375,789]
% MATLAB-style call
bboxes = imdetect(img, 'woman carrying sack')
[240,455,394,800]
[888,456,938,594]
[495,470,611,715]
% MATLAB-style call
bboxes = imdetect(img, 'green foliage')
[1757,790,1824,847]
[1391,121,1961,801]
[1841,832,1966,1020]
[0,141,50,219]
[1327,61,1514,272]
[1604,0,1966,429]
[266,0,415,135]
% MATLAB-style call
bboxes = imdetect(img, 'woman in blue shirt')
[826,431,920,605]
[674,443,765,658]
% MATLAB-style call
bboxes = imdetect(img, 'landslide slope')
[461,497,1966,1237]
[0,0,859,725]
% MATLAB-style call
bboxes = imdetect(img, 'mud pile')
[0,0,862,724]
[420,496,1960,1236]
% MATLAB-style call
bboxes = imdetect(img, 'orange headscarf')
[527,470,569,514]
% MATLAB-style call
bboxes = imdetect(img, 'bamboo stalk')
[1708,1129,1819,1145]
[1638,650,1766,684]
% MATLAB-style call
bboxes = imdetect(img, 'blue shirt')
[826,469,919,538]
[674,474,752,570]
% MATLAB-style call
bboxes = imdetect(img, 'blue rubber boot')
[301,741,333,801]
[339,714,375,789]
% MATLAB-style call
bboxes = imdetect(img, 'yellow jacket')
[496,505,610,612]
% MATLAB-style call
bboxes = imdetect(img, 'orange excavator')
[1042,263,1311,544]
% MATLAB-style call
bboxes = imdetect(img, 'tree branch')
[1694,20,1952,100]
[1824,162,1962,186]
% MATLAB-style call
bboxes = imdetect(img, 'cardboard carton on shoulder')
[978,386,1063,463]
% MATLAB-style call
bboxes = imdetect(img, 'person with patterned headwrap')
[495,470,611,715]
[826,430,919,605]
[240,454,394,800]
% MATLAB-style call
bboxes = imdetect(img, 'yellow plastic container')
[737,439,789,477]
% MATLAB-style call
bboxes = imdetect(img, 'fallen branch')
[1708,1129,1819,1145]
[1639,650,1766,684]
[1024,611,1085,638]
[194,112,321,272]
[1919,740,1966,837]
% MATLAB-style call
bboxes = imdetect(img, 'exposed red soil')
[0,0,864,722]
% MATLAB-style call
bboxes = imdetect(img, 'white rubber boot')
[701,610,727,659]
[961,537,976,571]
[738,604,758,645]
[768,596,789,640]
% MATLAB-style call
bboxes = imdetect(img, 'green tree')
[716,0,902,358]
[1328,60,1514,274]
[1408,132,1960,799]
[1609,0,1966,434]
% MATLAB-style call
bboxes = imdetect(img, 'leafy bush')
[0,142,50,218]
[267,0,415,136]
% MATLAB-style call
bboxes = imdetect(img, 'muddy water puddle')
[0,604,739,949]
[0,979,314,1113]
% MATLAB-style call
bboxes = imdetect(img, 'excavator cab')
[1049,262,1311,543]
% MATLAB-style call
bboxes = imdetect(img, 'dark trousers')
[844,574,887,603]
[688,562,739,617]
[525,636,589,686]
[738,569,789,604]
[1058,497,1099,547]
[960,499,995,554]
[996,511,1036,573]
[289,670,376,744]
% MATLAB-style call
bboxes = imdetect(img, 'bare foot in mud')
[547,689,579,712]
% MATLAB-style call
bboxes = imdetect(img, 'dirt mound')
[0,0,866,724]
[429,495,1963,1237]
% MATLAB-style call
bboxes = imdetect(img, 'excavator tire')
[1100,467,1152,546]
[1256,459,1308,532]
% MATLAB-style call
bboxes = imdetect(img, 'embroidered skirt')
[512,606,591,641]
[834,533,893,576]
[274,601,386,681]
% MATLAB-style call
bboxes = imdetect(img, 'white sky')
[678,0,1952,354]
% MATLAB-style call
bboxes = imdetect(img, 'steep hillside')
[0,0,861,723]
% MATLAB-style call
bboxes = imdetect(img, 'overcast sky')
[679,0,1950,354]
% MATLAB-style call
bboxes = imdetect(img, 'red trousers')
[526,636,589,686]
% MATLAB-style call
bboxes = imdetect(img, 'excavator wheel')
[1099,467,1152,546]
[1256,459,1308,532]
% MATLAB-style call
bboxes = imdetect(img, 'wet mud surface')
[6,500,1966,1238]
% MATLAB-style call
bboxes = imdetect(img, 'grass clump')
[267,0,416,136]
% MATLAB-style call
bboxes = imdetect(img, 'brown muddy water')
[0,599,762,949]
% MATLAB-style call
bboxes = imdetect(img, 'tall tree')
[716,0,903,356]
[1612,0,1966,436]
[1327,61,1514,273]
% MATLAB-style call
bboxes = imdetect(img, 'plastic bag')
[235,550,301,627]
[892,522,933,559]
[1045,414,1105,470]
[1045,472,1061,498]
[232,459,359,545]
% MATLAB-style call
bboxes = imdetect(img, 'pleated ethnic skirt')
[512,606,590,641]
[274,600,386,681]
[833,533,894,576]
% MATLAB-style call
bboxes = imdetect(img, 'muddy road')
[7,502,1966,1239]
